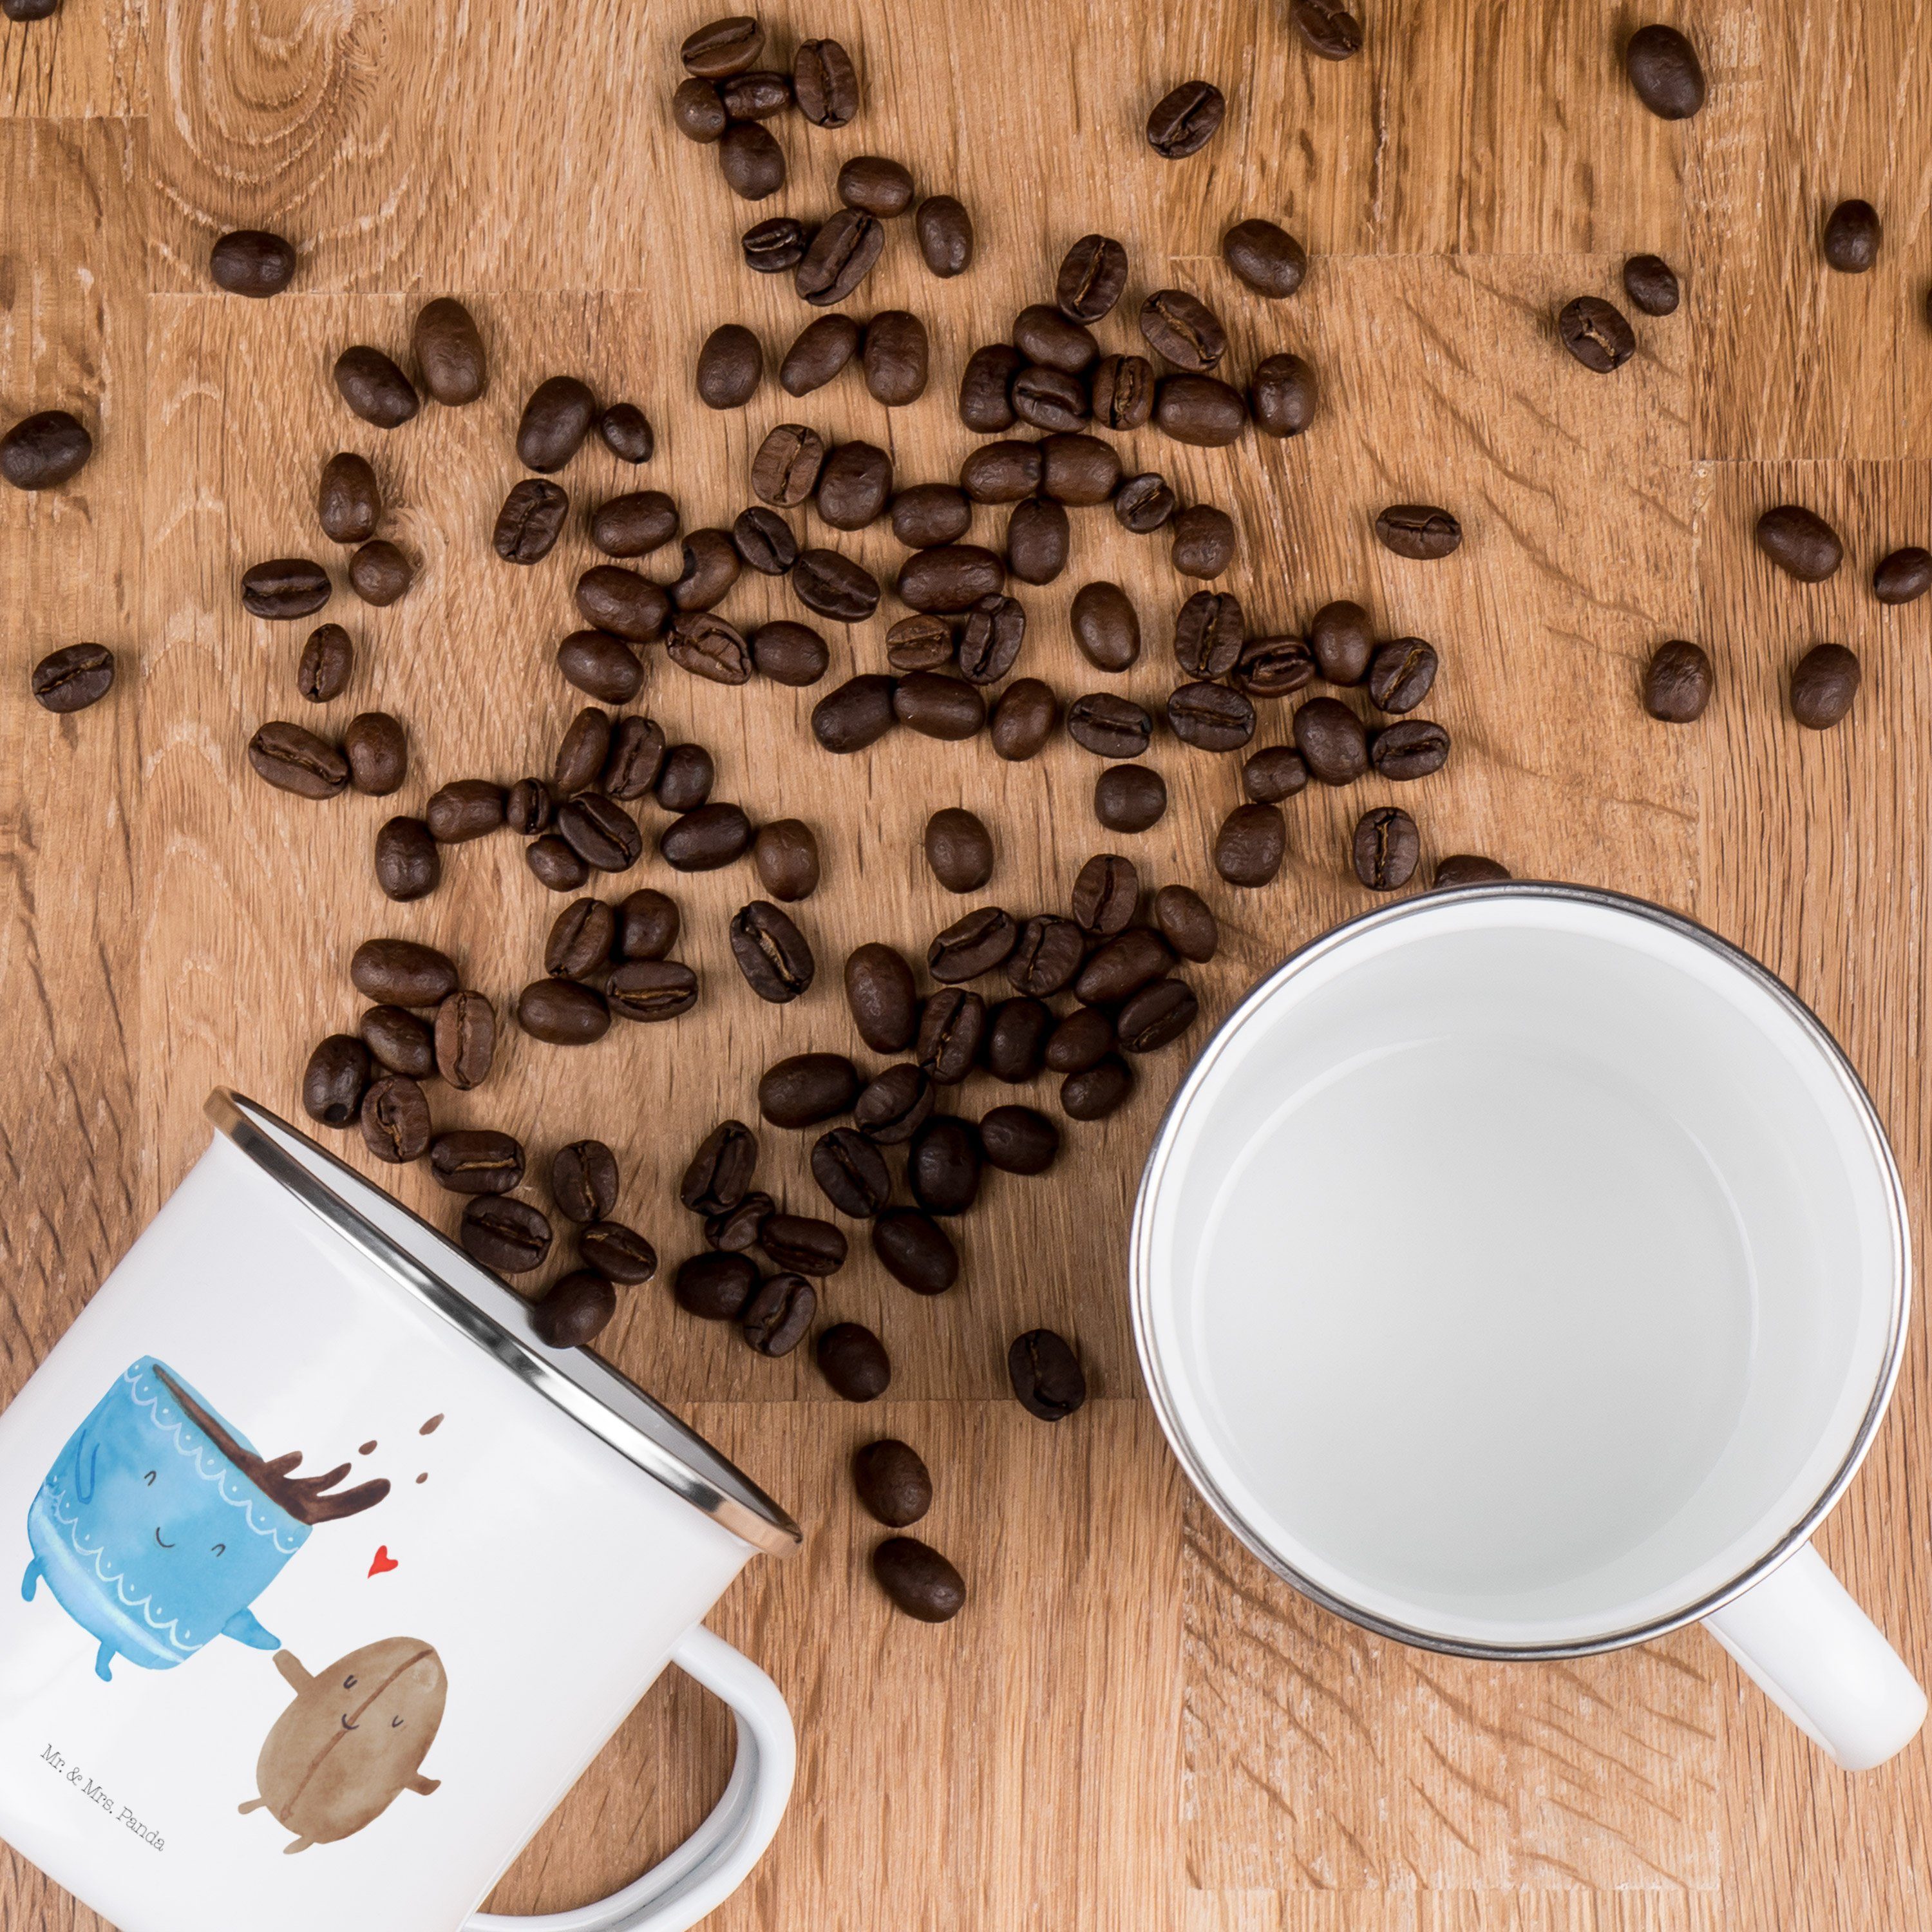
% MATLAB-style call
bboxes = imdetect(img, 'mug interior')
[1135,888,1906,1651]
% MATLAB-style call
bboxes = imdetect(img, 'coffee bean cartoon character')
[240,1638,446,1852]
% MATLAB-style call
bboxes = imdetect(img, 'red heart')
[368,1546,399,1578]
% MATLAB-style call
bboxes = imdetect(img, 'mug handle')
[1703,1542,1926,1770]
[466,1625,795,1932]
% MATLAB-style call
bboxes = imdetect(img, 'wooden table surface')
[4,0,1930,1925]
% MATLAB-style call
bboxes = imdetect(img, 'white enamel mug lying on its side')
[0,1092,800,1932]
[1133,883,1926,1770]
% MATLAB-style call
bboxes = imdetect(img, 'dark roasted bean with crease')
[1168,681,1256,751]
[1067,692,1152,758]
[334,348,419,430]
[526,836,589,893]
[1435,854,1512,888]
[553,1140,619,1224]
[607,959,699,1021]
[1046,1005,1114,1075]
[1874,547,1932,605]
[1294,697,1370,784]
[1369,719,1451,781]
[591,490,678,558]
[556,791,642,872]
[813,1128,893,1217]
[317,452,380,544]
[929,907,1019,983]
[720,68,791,116]
[435,990,495,1088]
[1011,365,1089,433]
[495,478,569,563]
[743,215,809,272]
[1155,884,1218,961]
[916,196,974,277]
[429,1130,524,1196]
[1291,0,1363,56]
[917,988,986,1083]
[864,311,929,406]
[580,1222,658,1285]
[616,888,679,962]
[557,630,643,705]
[873,1208,958,1294]
[1155,374,1247,446]
[731,901,815,1002]
[753,422,828,502]
[303,1036,370,1127]
[1141,289,1226,372]
[577,565,670,641]
[1223,218,1307,296]
[753,621,829,686]
[1251,354,1318,437]
[242,557,331,620]
[1233,632,1314,698]
[1062,1054,1134,1121]
[1072,853,1138,934]
[1354,806,1420,889]
[668,611,752,685]
[1624,254,1681,316]
[518,376,597,471]
[818,1322,889,1401]
[759,1052,861,1128]
[1057,234,1129,322]
[760,1215,848,1277]
[717,120,785,200]
[958,594,1026,683]
[813,675,897,752]
[980,1104,1058,1174]
[1118,978,1199,1052]
[461,1197,553,1274]
[532,1273,617,1349]
[681,14,762,75]
[1173,591,1243,677]
[984,998,1052,1082]
[1756,505,1842,582]
[1072,581,1141,670]
[361,1005,434,1077]
[32,643,115,713]
[1625,24,1705,118]
[343,711,407,795]
[1075,929,1173,1005]
[554,708,612,795]
[681,1122,757,1217]
[1244,744,1309,803]
[1146,79,1225,158]
[696,324,762,408]
[1091,355,1155,430]
[708,1191,773,1251]
[598,402,654,462]
[846,942,920,1050]
[547,898,616,978]
[854,1440,931,1526]
[374,817,439,901]
[674,75,728,141]
[1375,504,1462,560]
[1094,763,1167,833]
[839,155,914,218]
[909,1116,981,1215]
[516,978,610,1045]
[659,801,752,871]
[1171,504,1235,579]
[742,1274,815,1356]
[1790,644,1861,729]
[1009,1330,1087,1421]
[426,779,505,842]
[1005,916,1084,996]
[817,440,893,530]
[990,678,1057,760]
[1215,803,1287,887]
[1558,297,1636,374]
[361,1075,431,1164]
[793,549,880,621]
[895,670,985,740]
[670,529,742,611]
[795,209,883,304]
[1005,497,1069,584]
[1367,638,1437,713]
[793,35,859,123]
[298,623,352,702]
[676,1251,759,1321]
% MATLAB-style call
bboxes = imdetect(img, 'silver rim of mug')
[207,1088,802,1558]
[1128,880,1912,1661]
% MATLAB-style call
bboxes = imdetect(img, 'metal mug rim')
[1128,880,1913,1661]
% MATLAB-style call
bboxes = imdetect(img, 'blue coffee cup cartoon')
[21,1358,388,1681]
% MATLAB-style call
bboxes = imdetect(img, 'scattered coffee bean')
[1623,254,1681,316]
[1070,854,1137,936]
[679,1122,757,1218]
[360,1074,431,1164]
[1056,234,1129,323]
[838,154,914,219]
[412,297,486,404]
[1005,916,1086,997]
[1367,638,1438,714]
[361,1003,434,1077]
[674,75,728,140]
[760,1052,861,1128]
[917,989,986,1084]
[846,943,920,1051]
[435,990,495,1088]
[1011,363,1090,433]
[668,611,753,685]
[1153,374,1248,446]
[862,310,929,406]
[793,547,881,621]
[1171,504,1236,579]
[1006,495,1070,585]
[984,998,1053,1082]
[1291,0,1363,57]
[373,816,439,901]
[1238,744,1307,805]
[242,556,331,620]
[960,441,1043,504]
[655,742,714,811]
[526,835,590,893]
[615,889,679,962]
[891,485,971,550]
[249,720,348,798]
[761,1213,848,1277]
[708,1191,774,1251]
[553,1141,620,1225]
[1294,696,1370,783]
[555,630,642,705]
[1375,504,1461,559]
[669,528,743,611]
[1173,591,1243,677]
[532,1271,617,1349]
[696,323,762,408]
[298,623,354,702]
[681,14,762,77]
[556,791,643,872]
[915,195,974,276]
[1146,79,1226,158]
[812,1127,892,1217]
[1045,439,1124,512]
[731,900,815,1002]
[1435,854,1511,887]
[873,1537,965,1622]
[348,537,412,607]
[1169,681,1256,752]
[1015,304,1099,374]
[574,565,669,641]
[1790,644,1861,729]
[958,594,1027,683]
[719,68,791,117]
[1155,884,1218,961]
[492,478,568,564]
[717,119,786,200]
[1094,763,1168,832]
[818,1321,889,1401]
[1873,547,1932,605]
[742,1273,816,1356]
[30,642,115,714]
[1222,218,1307,297]
[853,1440,931,1527]
[580,1220,659,1285]
[958,343,1025,432]
[793,35,859,123]
[209,229,296,298]
[1092,355,1155,431]
[351,940,459,1014]
[744,819,817,903]
[516,977,611,1045]
[1061,1054,1134,1120]
[1215,802,1287,887]
[813,674,898,752]
[909,1115,982,1216]
[873,1207,959,1294]
[1068,692,1153,758]
[1070,581,1141,672]
[1642,640,1714,723]
[429,1129,524,1196]
[554,707,613,797]
[0,408,90,491]
[659,801,752,871]
[1075,929,1173,1007]
[1117,978,1200,1052]
[333,348,419,430]
[1756,504,1842,582]
[1045,1005,1115,1075]
[1823,199,1881,273]
[461,1196,553,1274]
[1350,802,1424,889]
[589,490,678,560]
[1140,289,1226,372]
[796,208,884,304]
[1558,296,1636,373]
[895,670,986,740]
[1308,600,1373,683]
[302,1035,370,1128]
[676,1251,759,1321]
[743,214,810,272]
[316,452,380,546]
[751,620,830,687]
[607,958,699,1022]
[1008,1329,1086,1419]
[1625,24,1705,118]
[990,678,1057,760]
[1230,633,1312,700]
[517,375,597,472]
[1250,354,1318,437]
[929,907,1019,983]
[545,898,616,978]
[817,441,895,531]
[598,403,654,462]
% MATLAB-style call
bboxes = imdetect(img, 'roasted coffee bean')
[374,816,439,901]
[1172,591,1242,677]
[819,1322,890,1401]
[1435,853,1512,887]
[917,988,987,1084]
[873,1208,959,1294]
[707,1190,773,1251]
[817,440,894,530]
[679,1122,757,1219]
[1354,806,1420,889]
[793,37,859,125]
[1061,1054,1134,1120]
[556,630,643,705]
[793,548,881,621]
[209,228,296,298]
[659,801,752,871]
[348,537,412,607]
[1155,374,1247,446]
[30,642,115,713]
[886,616,955,674]
[741,1273,815,1356]
[916,195,974,277]
[990,678,1057,761]
[873,1535,966,1620]
[1010,365,1090,433]
[552,1139,620,1224]
[1875,547,1932,605]
[1118,978,1199,1053]
[554,707,613,796]
[516,977,611,1045]
[960,440,1044,504]
[1250,353,1318,437]
[1293,696,1369,784]
[1008,1329,1087,1419]
[425,779,506,842]
[1168,681,1256,751]
[533,1272,617,1348]
[589,489,678,558]
[598,402,654,462]
[760,1052,861,1128]
[1171,504,1236,579]
[303,1035,370,1127]
[761,1213,848,1277]
[984,998,1052,1082]
[1308,601,1373,683]
[578,1220,658,1285]
[1141,289,1226,373]
[1375,504,1461,560]
[668,611,753,685]
[1094,763,1168,832]
[895,670,986,740]
[607,958,699,1021]
[343,710,407,795]
[681,14,761,76]
[888,486,969,551]
[556,791,643,872]
[1626,24,1703,118]
[1071,581,1141,672]
[1056,234,1129,323]
[493,478,568,564]
[545,898,616,978]
[526,836,590,892]
[1014,304,1099,375]
[1045,1005,1115,1075]
[460,1196,553,1274]
[1222,217,1307,297]
[1005,496,1070,584]
[719,67,791,116]
[958,343,1025,432]
[576,564,670,641]
[434,990,495,1089]
[795,208,883,304]
[614,889,678,963]
[743,214,809,272]
[846,942,920,1051]
[1367,638,1438,714]
[813,1127,893,1217]
[333,348,419,430]
[518,375,598,471]
[958,594,1027,683]
[1005,916,1084,996]
[1154,883,1219,962]
[812,674,898,752]
[853,1439,931,1526]
[242,557,331,620]
[1790,643,1861,729]
[670,529,743,611]
[929,906,1019,982]
[317,452,381,545]
[361,1003,435,1077]
[862,311,929,406]
[1146,79,1225,158]
[412,296,486,404]
[908,1116,981,1217]
[676,1251,759,1321]
[1756,504,1842,582]
[1090,354,1155,431]
[1067,692,1153,758]
[717,120,786,200]
[753,422,828,504]
[1370,719,1451,781]
[1071,853,1138,935]
[752,621,830,686]
[1243,744,1310,804]
[360,1074,431,1164]
[1231,632,1313,700]
[1075,927,1173,1005]
[674,75,728,141]
[749,819,819,903]
[249,721,348,798]
[429,1130,524,1196]
[980,1104,1059,1174]
[696,324,762,409]
[1557,296,1636,374]
[1643,640,1713,722]
[298,623,353,702]
[838,154,915,218]
[1215,802,1287,887]
[731,900,815,1002]
[0,408,88,489]
[1623,254,1681,316]
[1823,199,1882,273]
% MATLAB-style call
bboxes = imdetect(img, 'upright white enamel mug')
[1133,882,1927,1769]
[0,1091,799,1932]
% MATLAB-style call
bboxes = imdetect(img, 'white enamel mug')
[1133,882,1926,1770]
[0,1092,800,1932]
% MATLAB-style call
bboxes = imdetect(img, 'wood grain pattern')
[1,1,1928,1927]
